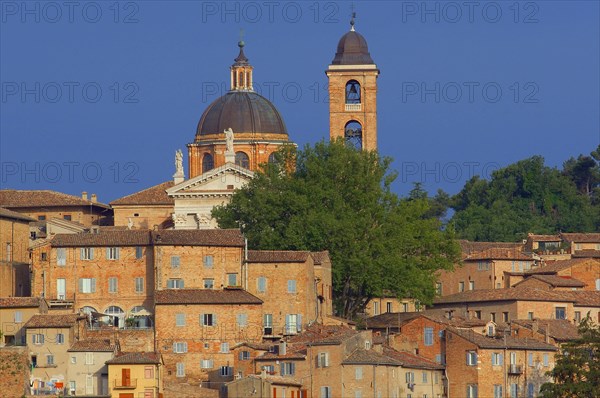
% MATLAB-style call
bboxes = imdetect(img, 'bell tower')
[326,14,379,151]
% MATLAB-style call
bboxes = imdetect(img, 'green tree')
[213,140,460,319]
[539,316,600,398]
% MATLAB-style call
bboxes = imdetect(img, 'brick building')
[0,207,34,297]
[66,338,115,395]
[106,351,164,398]
[110,181,175,230]
[0,297,47,346]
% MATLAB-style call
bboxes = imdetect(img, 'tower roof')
[331,16,375,65]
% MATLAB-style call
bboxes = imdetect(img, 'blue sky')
[1,1,599,203]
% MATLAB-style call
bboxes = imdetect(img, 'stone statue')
[175,149,183,174]
[224,128,234,153]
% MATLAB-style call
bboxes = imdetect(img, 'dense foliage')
[449,146,600,242]
[539,317,600,398]
[213,140,460,318]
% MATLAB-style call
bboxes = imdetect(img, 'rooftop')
[0,207,35,222]
[512,319,580,342]
[155,288,262,305]
[560,233,600,243]
[287,324,360,346]
[0,189,110,209]
[310,251,330,265]
[110,181,174,206]
[527,258,599,275]
[25,314,83,328]
[515,274,586,288]
[68,339,114,352]
[433,287,576,305]
[465,247,533,261]
[0,297,42,308]
[106,352,161,365]
[383,347,445,370]
[342,348,401,366]
[51,230,152,247]
[449,327,558,351]
[247,250,311,263]
[151,229,244,247]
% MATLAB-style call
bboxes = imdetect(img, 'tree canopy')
[539,317,600,398]
[449,146,600,242]
[213,140,460,319]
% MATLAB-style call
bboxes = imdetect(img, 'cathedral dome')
[195,91,287,138]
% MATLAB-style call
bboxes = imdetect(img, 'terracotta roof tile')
[247,250,311,263]
[527,258,599,275]
[155,288,262,305]
[342,348,401,366]
[459,240,524,256]
[465,248,533,261]
[560,291,600,307]
[110,181,174,206]
[51,230,152,247]
[310,251,330,265]
[151,229,244,246]
[449,327,557,351]
[383,348,445,370]
[0,207,36,222]
[560,233,600,243]
[526,234,562,242]
[573,250,600,258]
[25,314,83,328]
[512,319,580,342]
[106,352,161,364]
[433,287,576,305]
[515,275,586,288]
[245,374,303,387]
[68,339,114,352]
[287,324,359,345]
[0,297,42,308]
[0,189,110,209]
[365,312,422,329]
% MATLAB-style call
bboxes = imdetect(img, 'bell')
[349,84,358,94]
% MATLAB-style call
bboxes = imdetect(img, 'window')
[264,313,273,334]
[14,311,22,323]
[176,363,185,377]
[108,277,118,293]
[317,352,330,368]
[80,247,93,260]
[365,341,371,349]
[203,255,213,268]
[257,277,267,293]
[491,312,496,322]
[176,313,185,327]
[220,366,232,377]
[405,372,414,383]
[459,281,465,292]
[467,384,478,398]
[235,152,250,168]
[220,342,229,353]
[78,278,96,293]
[106,247,119,260]
[281,362,295,376]
[320,386,331,398]
[355,367,363,380]
[355,392,362,398]
[386,302,393,313]
[510,383,518,398]
[503,312,509,322]
[171,256,180,268]
[32,334,44,345]
[469,281,475,290]
[527,383,535,398]
[85,352,94,365]
[528,353,534,367]
[237,313,248,327]
[167,279,184,289]
[144,366,154,379]
[424,327,434,346]
[492,352,503,366]
[56,248,66,266]
[203,278,214,289]
[575,311,581,322]
[201,359,214,369]
[201,313,216,326]
[135,277,144,293]
[422,372,428,383]
[38,215,46,220]
[494,385,503,398]
[56,333,64,344]
[373,301,380,315]
[543,353,549,367]
[239,351,250,360]
[285,314,301,334]
[136,246,143,259]
[435,354,441,363]
[596,279,600,291]
[466,351,478,366]
[287,279,297,293]
[262,365,275,374]
[528,311,534,320]
[173,342,188,353]
[41,252,47,261]
[202,153,214,172]
[227,273,238,286]
[555,307,566,320]
[435,282,442,295]
[46,355,54,365]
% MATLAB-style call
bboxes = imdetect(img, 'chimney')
[90,194,97,203]
[279,341,287,356]
[545,322,550,344]
[532,319,538,334]
[82,191,88,200]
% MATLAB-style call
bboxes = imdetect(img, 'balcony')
[508,364,523,375]
[114,379,137,389]
[345,103,361,112]
[47,296,74,309]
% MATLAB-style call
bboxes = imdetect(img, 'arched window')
[345,80,361,104]
[235,151,250,169]
[105,306,125,328]
[202,153,214,173]
[239,71,244,87]
[268,152,278,164]
[344,120,363,149]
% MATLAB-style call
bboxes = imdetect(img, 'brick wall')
[0,346,29,397]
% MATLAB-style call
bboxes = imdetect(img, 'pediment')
[167,163,254,197]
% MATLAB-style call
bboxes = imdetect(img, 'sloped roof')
[245,374,303,387]
[515,275,586,288]
[287,324,359,346]
[511,319,580,342]
[449,327,557,351]
[247,250,311,263]
[155,288,262,305]
[527,258,598,275]
[68,339,114,352]
[25,314,83,328]
[0,189,110,209]
[0,207,35,222]
[383,347,445,370]
[527,234,562,242]
[342,348,401,366]
[51,230,152,247]
[0,297,42,308]
[433,287,576,305]
[459,240,524,256]
[561,291,600,307]
[151,229,244,246]
[311,251,330,265]
[560,233,600,243]
[573,250,600,258]
[465,248,533,261]
[365,312,422,329]
[106,352,161,364]
[110,181,174,206]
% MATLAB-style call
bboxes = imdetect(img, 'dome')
[195,91,287,137]
[331,30,375,65]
